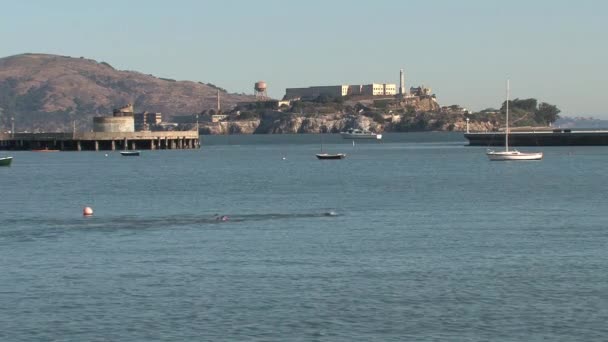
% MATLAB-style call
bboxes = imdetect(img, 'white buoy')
[282,156,287,160]
[83,206,94,216]
[104,153,108,157]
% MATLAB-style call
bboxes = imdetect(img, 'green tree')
[501,98,537,112]
[535,102,561,124]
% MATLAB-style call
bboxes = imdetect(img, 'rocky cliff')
[198,111,496,135]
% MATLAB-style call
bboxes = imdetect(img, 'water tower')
[254,81,268,100]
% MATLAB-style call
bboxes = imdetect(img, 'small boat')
[340,128,382,140]
[120,151,140,156]
[316,153,346,160]
[487,80,543,161]
[0,156,13,166]
[316,133,345,160]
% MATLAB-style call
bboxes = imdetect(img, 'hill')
[554,116,608,129]
[0,53,254,131]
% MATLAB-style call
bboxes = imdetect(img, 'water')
[1,133,607,341]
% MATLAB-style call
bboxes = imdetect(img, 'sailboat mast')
[505,79,510,152]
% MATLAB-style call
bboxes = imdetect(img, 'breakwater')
[0,131,200,151]
[465,129,608,146]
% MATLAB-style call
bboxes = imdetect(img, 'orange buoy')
[83,206,94,216]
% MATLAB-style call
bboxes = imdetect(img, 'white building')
[285,83,397,99]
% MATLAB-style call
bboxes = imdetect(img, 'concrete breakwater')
[0,131,200,151]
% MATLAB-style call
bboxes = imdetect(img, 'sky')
[1,0,607,117]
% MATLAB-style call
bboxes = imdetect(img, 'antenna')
[196,113,199,134]
[399,69,406,95]
[506,79,510,152]
[217,89,221,112]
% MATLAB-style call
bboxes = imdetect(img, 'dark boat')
[316,153,346,160]
[316,133,345,160]
[0,156,12,166]
[120,151,140,156]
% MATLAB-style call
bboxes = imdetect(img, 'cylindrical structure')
[254,81,267,92]
[399,69,405,95]
[93,117,135,132]
[254,81,268,99]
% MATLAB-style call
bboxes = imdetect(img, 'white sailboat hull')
[486,150,543,161]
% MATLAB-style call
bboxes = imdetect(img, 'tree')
[501,98,537,112]
[535,102,560,124]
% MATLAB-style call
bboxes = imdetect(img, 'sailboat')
[486,80,543,161]
[315,132,346,160]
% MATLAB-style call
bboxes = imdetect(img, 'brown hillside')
[0,53,254,131]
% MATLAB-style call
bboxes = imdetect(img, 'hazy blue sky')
[1,0,607,116]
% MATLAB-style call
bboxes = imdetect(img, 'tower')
[254,81,268,100]
[399,69,406,96]
[217,89,221,112]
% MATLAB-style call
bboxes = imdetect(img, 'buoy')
[104,153,108,157]
[282,156,286,160]
[83,206,94,216]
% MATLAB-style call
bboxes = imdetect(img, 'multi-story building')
[134,112,162,131]
[285,83,397,100]
[361,83,397,96]
[285,85,348,99]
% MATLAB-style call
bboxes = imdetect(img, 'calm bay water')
[1,132,608,341]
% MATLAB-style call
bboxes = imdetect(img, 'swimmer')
[215,215,229,221]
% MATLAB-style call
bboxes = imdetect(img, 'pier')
[0,131,200,151]
[465,130,608,146]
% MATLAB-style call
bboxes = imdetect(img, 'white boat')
[486,80,543,161]
[120,151,140,156]
[487,150,543,161]
[340,128,382,140]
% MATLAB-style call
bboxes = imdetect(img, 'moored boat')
[0,156,12,166]
[316,153,346,160]
[340,128,382,140]
[486,150,543,161]
[486,80,543,161]
[120,151,140,156]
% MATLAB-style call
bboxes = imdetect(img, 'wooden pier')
[0,131,200,151]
